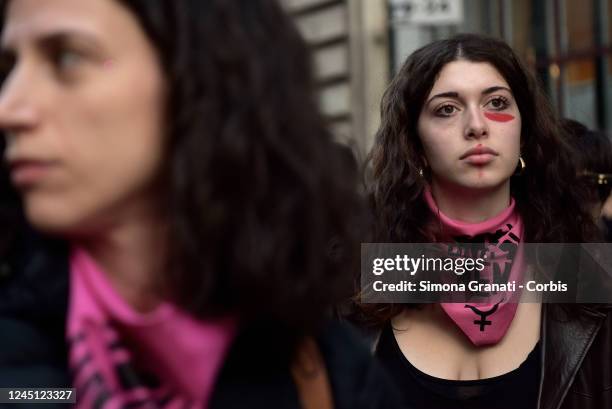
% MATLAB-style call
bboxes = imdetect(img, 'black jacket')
[0,226,404,409]
[540,303,612,409]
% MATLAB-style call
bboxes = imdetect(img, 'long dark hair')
[370,33,598,244]
[359,34,600,326]
[0,0,365,334]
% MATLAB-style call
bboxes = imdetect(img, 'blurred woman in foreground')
[0,0,401,407]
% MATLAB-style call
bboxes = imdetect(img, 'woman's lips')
[463,153,496,165]
[8,160,56,187]
[460,144,499,166]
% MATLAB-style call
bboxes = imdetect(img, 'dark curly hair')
[358,33,600,325]
[0,0,366,334]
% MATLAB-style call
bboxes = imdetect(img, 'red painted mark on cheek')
[484,112,515,122]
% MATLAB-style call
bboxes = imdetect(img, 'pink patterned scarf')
[67,247,236,408]
[424,189,525,346]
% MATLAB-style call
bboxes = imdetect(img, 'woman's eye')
[486,97,509,110]
[54,49,83,72]
[436,105,457,117]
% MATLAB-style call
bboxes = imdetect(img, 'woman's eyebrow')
[2,28,103,53]
[36,30,103,52]
[482,86,512,95]
[426,91,459,106]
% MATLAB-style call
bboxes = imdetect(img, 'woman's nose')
[464,106,488,140]
[0,63,39,133]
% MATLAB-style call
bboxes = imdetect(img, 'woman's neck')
[430,180,511,223]
[80,202,168,312]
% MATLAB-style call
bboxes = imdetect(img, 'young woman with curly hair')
[363,34,611,409]
[0,1,403,408]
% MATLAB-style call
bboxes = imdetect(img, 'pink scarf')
[67,247,236,408]
[424,189,525,346]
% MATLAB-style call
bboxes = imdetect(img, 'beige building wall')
[282,0,390,159]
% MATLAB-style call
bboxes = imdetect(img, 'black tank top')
[375,323,540,409]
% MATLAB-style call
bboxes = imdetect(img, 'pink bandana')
[424,189,525,346]
[67,247,236,408]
